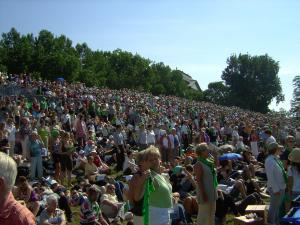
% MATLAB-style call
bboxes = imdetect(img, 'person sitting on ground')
[170,192,187,225]
[85,155,101,183]
[80,185,109,225]
[100,183,124,220]
[90,149,110,174]
[14,176,40,216]
[39,195,66,225]
[217,159,247,199]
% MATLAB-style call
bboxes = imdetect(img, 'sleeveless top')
[149,171,173,208]
[132,196,144,216]
[196,161,217,204]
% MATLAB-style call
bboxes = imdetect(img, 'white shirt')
[265,155,286,193]
[147,130,156,145]
[288,166,300,193]
[123,156,136,172]
[266,136,276,145]
[6,125,16,142]
[232,130,239,140]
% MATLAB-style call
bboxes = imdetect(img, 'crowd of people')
[0,72,300,225]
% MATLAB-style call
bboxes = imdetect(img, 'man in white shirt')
[265,130,276,146]
[147,125,156,146]
[265,142,286,225]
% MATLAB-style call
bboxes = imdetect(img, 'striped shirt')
[80,197,101,224]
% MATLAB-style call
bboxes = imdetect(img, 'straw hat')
[288,148,300,163]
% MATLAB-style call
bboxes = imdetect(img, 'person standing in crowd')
[74,114,87,148]
[170,128,180,158]
[114,125,126,171]
[38,120,50,151]
[159,130,171,163]
[146,125,156,147]
[60,132,74,187]
[128,151,149,225]
[39,195,66,225]
[144,146,173,225]
[0,152,36,225]
[265,142,287,225]
[28,131,44,181]
[194,143,218,225]
[6,118,16,156]
[265,130,276,145]
[281,135,295,169]
[287,148,300,200]
[50,130,62,182]
[249,128,259,157]
[137,124,148,150]
[181,120,189,149]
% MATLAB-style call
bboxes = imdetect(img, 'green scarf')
[143,177,155,225]
[275,157,288,184]
[198,156,218,188]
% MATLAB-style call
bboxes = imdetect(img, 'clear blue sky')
[1,0,299,111]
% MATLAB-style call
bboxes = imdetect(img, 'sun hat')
[288,148,300,163]
[267,142,283,151]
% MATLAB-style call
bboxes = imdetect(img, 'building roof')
[179,71,201,91]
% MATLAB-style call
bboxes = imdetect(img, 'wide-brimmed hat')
[267,142,283,152]
[288,148,300,163]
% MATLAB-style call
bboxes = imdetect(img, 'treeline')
[0,28,202,100]
[0,28,284,113]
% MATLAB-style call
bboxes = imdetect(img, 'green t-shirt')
[38,127,50,144]
[149,171,173,208]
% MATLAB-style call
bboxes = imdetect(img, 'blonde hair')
[143,145,161,161]
[0,152,17,192]
[195,143,209,156]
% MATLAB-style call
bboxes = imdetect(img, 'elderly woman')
[39,195,66,225]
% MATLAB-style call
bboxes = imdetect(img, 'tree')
[291,75,300,113]
[221,53,284,113]
[0,28,203,102]
[203,81,230,105]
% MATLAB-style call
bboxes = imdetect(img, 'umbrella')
[219,153,242,161]
[56,77,65,82]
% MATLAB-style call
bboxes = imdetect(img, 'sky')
[1,0,299,111]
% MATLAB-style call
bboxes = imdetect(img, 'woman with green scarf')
[194,143,218,225]
[130,146,173,225]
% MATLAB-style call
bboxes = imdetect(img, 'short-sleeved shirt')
[0,192,36,225]
[80,197,101,224]
[39,208,65,225]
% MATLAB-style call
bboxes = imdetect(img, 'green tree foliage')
[221,53,284,113]
[0,28,202,100]
[291,75,300,113]
[203,81,229,105]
